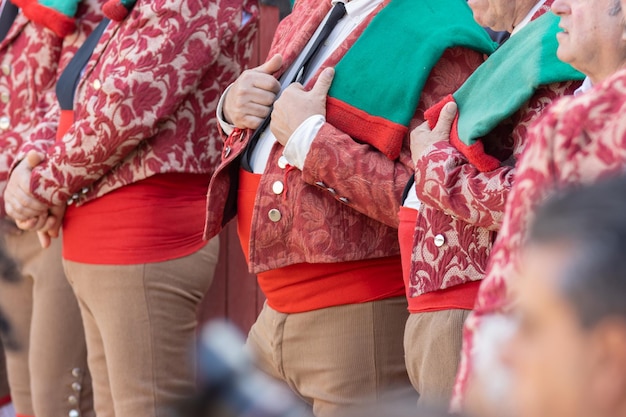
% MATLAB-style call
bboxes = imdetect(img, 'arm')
[412,81,580,231]
[273,47,485,228]
[303,121,413,228]
[27,0,236,206]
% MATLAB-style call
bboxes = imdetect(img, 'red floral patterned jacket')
[453,67,626,407]
[405,2,581,297]
[23,0,258,207]
[0,12,71,216]
[203,0,485,274]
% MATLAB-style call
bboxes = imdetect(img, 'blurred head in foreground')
[505,176,626,417]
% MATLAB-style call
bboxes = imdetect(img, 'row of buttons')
[67,187,90,204]
[315,180,349,204]
[1,64,12,131]
[68,367,82,417]
[0,60,10,129]
[1,64,10,105]
[266,157,289,222]
[265,156,353,223]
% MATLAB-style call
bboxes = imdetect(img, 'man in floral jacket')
[207,0,498,413]
[401,0,584,405]
[0,0,101,415]
[4,0,259,415]
[453,0,626,412]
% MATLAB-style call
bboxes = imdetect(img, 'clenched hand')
[270,67,335,146]
[223,54,283,130]
[410,102,457,165]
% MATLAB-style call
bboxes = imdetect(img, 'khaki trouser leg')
[247,297,417,417]
[64,236,219,417]
[0,232,93,417]
[403,309,471,407]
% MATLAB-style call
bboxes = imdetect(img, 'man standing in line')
[3,0,260,414]
[400,0,583,405]
[0,0,102,415]
[205,0,497,413]
[454,0,626,412]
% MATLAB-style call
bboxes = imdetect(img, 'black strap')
[401,175,414,205]
[0,0,19,43]
[56,18,109,110]
[294,2,346,84]
[241,2,347,171]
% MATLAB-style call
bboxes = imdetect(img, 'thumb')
[256,54,283,74]
[311,67,335,97]
[25,150,45,169]
[433,102,457,135]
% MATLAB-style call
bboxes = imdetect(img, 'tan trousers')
[247,297,417,417]
[403,309,471,407]
[63,236,219,417]
[0,232,93,417]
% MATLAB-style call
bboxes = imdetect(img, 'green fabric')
[39,0,78,17]
[327,0,496,126]
[454,12,585,145]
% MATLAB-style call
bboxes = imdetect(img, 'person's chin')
[555,47,573,67]
[467,2,486,24]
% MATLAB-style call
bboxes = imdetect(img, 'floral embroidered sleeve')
[28,0,243,206]
[412,81,580,232]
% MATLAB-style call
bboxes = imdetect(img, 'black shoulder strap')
[401,175,415,205]
[56,18,109,110]
[0,1,19,43]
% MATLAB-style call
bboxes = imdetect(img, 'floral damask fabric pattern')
[404,0,578,298]
[454,68,626,408]
[12,0,105,169]
[26,0,259,207]
[0,16,63,214]
[204,0,484,274]
[407,80,580,297]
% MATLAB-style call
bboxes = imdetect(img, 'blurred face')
[503,244,594,417]
[552,0,626,83]
[467,0,539,32]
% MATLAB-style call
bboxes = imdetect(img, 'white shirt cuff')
[216,84,236,136]
[282,114,326,170]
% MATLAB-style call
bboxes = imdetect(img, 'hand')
[4,151,49,222]
[15,215,47,231]
[223,54,283,129]
[270,67,335,146]
[410,101,457,165]
[35,205,66,248]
